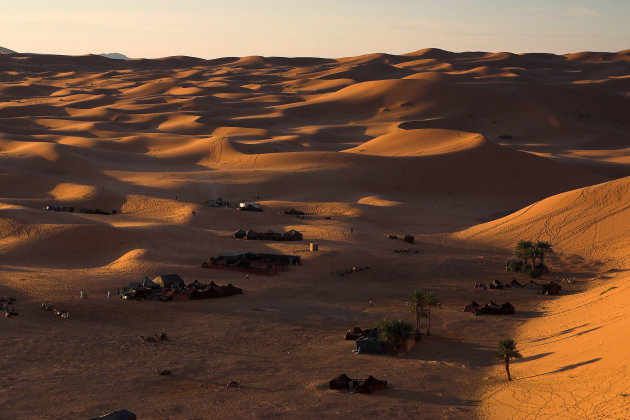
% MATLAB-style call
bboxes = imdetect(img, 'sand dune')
[0,48,629,418]
[448,176,630,267]
[446,176,630,418]
[342,129,484,156]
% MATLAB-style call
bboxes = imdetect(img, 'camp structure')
[90,409,136,420]
[120,276,242,302]
[161,280,242,302]
[152,274,185,290]
[525,280,544,290]
[463,301,481,313]
[237,202,262,212]
[329,374,359,391]
[234,228,303,241]
[472,301,515,315]
[282,229,303,241]
[43,205,74,213]
[206,197,232,208]
[541,281,562,295]
[489,280,504,289]
[79,208,117,215]
[510,278,525,288]
[357,376,388,394]
[356,330,382,354]
[201,252,301,276]
[345,327,369,340]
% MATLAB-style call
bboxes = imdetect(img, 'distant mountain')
[0,45,16,54]
[98,52,129,60]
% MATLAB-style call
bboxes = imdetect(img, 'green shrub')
[377,318,414,351]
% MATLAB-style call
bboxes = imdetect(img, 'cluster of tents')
[329,374,388,394]
[202,252,301,276]
[464,301,515,315]
[475,279,561,295]
[233,229,303,241]
[43,205,117,215]
[119,275,242,302]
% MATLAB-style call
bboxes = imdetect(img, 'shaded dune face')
[0,49,629,419]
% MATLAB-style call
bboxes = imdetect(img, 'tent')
[542,282,562,295]
[234,229,247,239]
[357,376,388,394]
[282,229,303,240]
[152,274,185,290]
[238,202,262,212]
[356,330,381,354]
[490,280,504,289]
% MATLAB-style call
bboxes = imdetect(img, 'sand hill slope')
[446,177,630,418]
[448,176,630,267]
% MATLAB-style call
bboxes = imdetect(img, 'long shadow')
[531,324,589,343]
[529,326,603,348]
[551,358,602,373]
[512,352,554,364]
[402,336,495,368]
[519,357,602,379]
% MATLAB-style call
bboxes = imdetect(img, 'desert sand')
[0,48,629,419]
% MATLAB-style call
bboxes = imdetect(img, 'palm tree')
[408,290,428,341]
[529,246,540,267]
[423,292,439,336]
[515,240,534,265]
[535,241,553,266]
[377,318,414,352]
[494,338,522,381]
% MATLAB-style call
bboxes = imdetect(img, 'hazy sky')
[1,0,628,58]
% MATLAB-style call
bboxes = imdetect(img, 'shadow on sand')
[518,357,602,379]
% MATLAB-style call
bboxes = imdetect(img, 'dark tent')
[282,229,303,240]
[490,280,504,289]
[90,409,136,420]
[152,274,185,290]
[139,276,159,289]
[357,376,388,394]
[238,202,262,212]
[356,330,381,354]
[234,229,247,239]
[542,282,562,295]
[329,373,357,390]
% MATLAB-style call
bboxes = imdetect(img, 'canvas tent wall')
[152,274,185,289]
